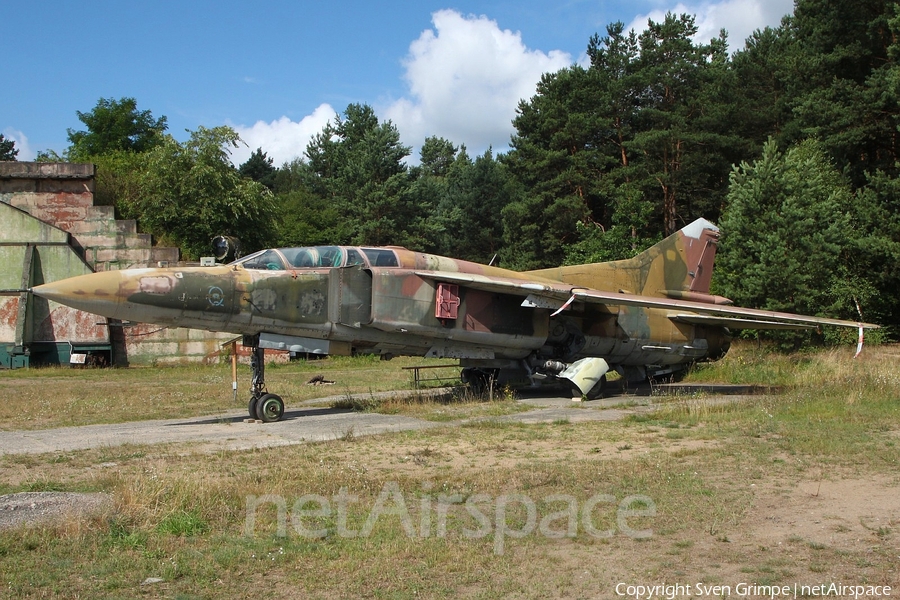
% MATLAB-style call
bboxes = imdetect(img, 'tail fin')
[617,218,731,303]
[530,218,729,304]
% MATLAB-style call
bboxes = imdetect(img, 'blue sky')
[4,0,794,165]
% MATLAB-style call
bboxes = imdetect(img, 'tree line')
[4,0,899,338]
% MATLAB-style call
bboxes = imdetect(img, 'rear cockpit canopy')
[233,246,399,270]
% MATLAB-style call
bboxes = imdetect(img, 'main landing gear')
[245,335,285,423]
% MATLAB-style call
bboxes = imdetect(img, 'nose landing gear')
[246,336,286,423]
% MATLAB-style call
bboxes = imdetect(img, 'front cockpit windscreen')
[280,246,344,268]
[237,249,287,270]
[234,246,399,270]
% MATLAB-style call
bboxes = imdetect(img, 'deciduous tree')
[125,126,276,259]
[66,97,168,159]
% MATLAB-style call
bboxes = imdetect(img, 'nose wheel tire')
[255,393,285,422]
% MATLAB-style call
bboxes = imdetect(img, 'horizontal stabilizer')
[668,314,817,330]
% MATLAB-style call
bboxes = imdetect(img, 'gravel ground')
[0,492,113,530]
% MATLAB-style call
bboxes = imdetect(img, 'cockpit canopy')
[233,246,400,270]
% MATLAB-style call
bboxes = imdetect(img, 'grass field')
[1,343,898,599]
[0,355,469,430]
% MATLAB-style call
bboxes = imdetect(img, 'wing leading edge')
[415,271,879,331]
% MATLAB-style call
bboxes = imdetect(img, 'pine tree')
[0,134,18,161]
[239,148,277,190]
[717,139,853,331]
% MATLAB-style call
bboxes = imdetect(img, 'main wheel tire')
[248,396,260,419]
[585,374,608,400]
[255,393,285,423]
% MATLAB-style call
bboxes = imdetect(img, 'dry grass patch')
[1,406,899,598]
[0,355,457,430]
[1,344,899,598]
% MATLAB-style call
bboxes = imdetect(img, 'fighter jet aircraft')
[32,218,878,422]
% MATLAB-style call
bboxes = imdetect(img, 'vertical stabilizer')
[527,218,730,304]
[640,218,730,304]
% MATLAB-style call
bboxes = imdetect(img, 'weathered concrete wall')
[30,245,109,343]
[0,162,228,366]
[0,296,22,345]
[122,323,236,365]
[0,203,70,245]
[0,162,180,271]
[0,164,96,244]
[0,203,110,364]
[0,162,96,191]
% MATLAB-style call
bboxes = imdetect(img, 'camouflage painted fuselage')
[34,219,873,385]
[31,221,734,381]
[31,251,548,359]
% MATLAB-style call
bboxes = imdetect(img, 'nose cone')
[32,271,127,319]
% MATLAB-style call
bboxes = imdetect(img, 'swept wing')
[414,271,879,331]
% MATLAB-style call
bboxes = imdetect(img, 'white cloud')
[384,9,573,158]
[224,3,791,167]
[625,0,794,50]
[3,128,34,161]
[228,103,337,166]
